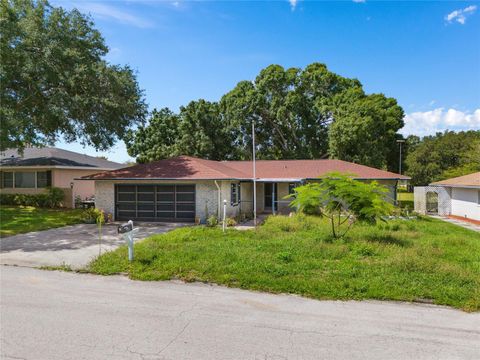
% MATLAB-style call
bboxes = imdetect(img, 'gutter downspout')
[214,180,221,218]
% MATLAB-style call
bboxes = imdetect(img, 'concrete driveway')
[0,222,184,269]
[1,266,479,360]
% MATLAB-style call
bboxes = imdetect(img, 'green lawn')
[88,215,480,311]
[397,192,414,210]
[0,206,84,237]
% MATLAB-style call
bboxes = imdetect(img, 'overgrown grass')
[0,205,84,237]
[88,215,480,311]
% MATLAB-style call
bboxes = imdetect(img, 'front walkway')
[0,222,185,269]
[429,215,480,233]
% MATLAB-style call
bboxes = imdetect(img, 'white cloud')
[401,108,480,137]
[445,5,477,24]
[73,2,154,28]
[289,0,298,11]
[353,0,366,3]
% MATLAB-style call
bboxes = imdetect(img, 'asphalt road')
[1,266,479,360]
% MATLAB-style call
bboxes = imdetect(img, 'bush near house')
[0,187,65,208]
[88,214,480,311]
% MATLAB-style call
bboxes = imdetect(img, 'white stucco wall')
[451,188,480,220]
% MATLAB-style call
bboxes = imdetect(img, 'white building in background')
[430,172,480,221]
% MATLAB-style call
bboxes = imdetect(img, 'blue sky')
[53,0,480,162]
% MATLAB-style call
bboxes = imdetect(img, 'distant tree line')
[404,130,480,186]
[125,63,405,172]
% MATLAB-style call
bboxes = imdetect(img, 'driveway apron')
[0,222,184,269]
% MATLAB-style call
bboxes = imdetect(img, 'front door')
[264,183,277,212]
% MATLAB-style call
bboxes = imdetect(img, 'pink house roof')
[82,156,410,181]
[431,172,480,188]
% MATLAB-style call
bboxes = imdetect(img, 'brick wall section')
[94,181,115,216]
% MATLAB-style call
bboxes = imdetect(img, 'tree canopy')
[0,0,147,151]
[404,130,480,186]
[127,63,404,170]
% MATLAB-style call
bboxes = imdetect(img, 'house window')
[2,172,13,188]
[15,172,36,188]
[36,171,51,188]
[231,183,241,206]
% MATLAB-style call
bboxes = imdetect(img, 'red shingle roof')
[223,159,409,180]
[81,156,410,181]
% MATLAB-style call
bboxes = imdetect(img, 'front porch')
[239,180,299,217]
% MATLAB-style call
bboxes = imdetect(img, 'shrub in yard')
[206,215,219,227]
[82,208,105,224]
[0,187,65,208]
[286,172,394,238]
[225,217,237,227]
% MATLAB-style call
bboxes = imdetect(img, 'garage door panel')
[138,193,154,202]
[117,203,136,211]
[118,193,135,202]
[176,212,195,219]
[176,185,195,192]
[157,204,174,211]
[137,185,155,192]
[157,185,175,192]
[137,211,155,218]
[157,193,175,202]
[116,184,195,222]
[118,185,136,193]
[137,204,154,211]
[157,211,175,219]
[176,203,195,212]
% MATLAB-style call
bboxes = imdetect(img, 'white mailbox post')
[117,220,139,261]
[223,199,227,233]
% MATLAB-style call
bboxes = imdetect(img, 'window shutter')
[46,170,52,187]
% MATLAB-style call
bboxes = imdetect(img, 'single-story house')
[0,147,123,207]
[80,156,409,223]
[430,172,480,221]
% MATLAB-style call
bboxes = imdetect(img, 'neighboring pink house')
[0,147,123,208]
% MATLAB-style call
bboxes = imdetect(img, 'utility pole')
[252,121,257,227]
[396,139,405,175]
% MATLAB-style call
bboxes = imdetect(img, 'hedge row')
[0,187,65,208]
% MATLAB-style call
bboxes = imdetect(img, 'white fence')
[414,186,452,216]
